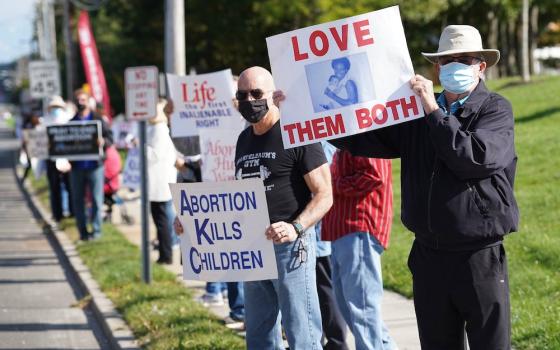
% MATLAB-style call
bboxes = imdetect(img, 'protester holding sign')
[278,24,518,350]
[43,96,73,223]
[175,66,333,349]
[69,89,113,241]
[147,99,178,264]
[235,67,332,349]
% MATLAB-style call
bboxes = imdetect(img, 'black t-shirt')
[235,121,327,223]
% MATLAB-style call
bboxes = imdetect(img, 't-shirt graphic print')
[235,121,326,223]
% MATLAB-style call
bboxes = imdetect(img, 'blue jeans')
[205,282,245,320]
[164,200,180,245]
[227,282,245,320]
[205,282,226,295]
[70,165,104,239]
[244,231,322,350]
[331,232,397,350]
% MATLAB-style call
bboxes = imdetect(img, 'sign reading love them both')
[170,179,278,282]
[266,5,424,148]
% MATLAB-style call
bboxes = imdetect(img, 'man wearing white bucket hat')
[287,24,518,349]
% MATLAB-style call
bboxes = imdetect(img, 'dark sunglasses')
[235,89,268,101]
[438,55,483,66]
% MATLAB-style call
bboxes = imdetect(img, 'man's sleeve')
[100,118,113,147]
[334,155,388,197]
[328,124,401,159]
[426,94,515,180]
[295,142,327,175]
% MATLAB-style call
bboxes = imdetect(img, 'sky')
[0,0,38,64]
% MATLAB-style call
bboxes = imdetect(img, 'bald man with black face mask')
[176,66,333,349]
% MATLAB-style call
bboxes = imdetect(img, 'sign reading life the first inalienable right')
[266,6,424,148]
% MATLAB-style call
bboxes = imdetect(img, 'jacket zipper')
[467,181,489,215]
[427,160,439,249]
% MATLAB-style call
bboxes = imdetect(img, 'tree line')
[52,0,560,114]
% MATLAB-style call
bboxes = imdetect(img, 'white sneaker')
[224,316,245,331]
[198,293,224,307]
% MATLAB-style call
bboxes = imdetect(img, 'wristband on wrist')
[291,221,305,237]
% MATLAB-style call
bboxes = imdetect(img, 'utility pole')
[41,0,57,60]
[521,0,531,82]
[164,0,185,75]
[63,0,75,99]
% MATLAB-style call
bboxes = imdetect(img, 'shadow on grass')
[515,107,560,124]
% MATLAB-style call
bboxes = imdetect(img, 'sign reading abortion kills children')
[170,179,278,282]
[266,5,424,148]
[199,129,240,182]
[46,121,102,160]
[166,69,243,137]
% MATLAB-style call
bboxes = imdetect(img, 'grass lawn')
[26,75,559,349]
[382,75,560,349]
[29,179,245,350]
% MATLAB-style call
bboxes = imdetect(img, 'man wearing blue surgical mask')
[275,24,519,350]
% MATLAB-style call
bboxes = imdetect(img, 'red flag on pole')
[77,11,112,120]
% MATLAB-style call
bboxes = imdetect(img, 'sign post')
[125,66,159,284]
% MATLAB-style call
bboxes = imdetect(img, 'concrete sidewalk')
[111,188,421,349]
[0,125,109,349]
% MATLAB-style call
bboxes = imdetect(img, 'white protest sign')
[199,129,240,182]
[112,119,138,149]
[170,179,277,282]
[167,69,243,137]
[266,5,424,148]
[23,128,49,160]
[29,60,61,99]
[122,147,140,189]
[125,66,158,121]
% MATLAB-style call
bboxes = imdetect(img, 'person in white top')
[147,99,178,264]
[44,96,72,223]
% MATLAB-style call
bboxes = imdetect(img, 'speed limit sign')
[29,60,61,99]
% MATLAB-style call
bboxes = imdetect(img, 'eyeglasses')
[235,89,270,101]
[438,55,483,66]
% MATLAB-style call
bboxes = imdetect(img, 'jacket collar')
[459,80,490,118]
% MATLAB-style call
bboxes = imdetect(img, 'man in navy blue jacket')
[276,25,519,350]
[69,89,113,241]
[337,25,518,350]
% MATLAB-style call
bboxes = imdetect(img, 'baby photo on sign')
[305,53,375,113]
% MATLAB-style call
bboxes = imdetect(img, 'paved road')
[0,122,109,349]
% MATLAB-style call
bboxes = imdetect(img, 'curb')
[19,174,140,350]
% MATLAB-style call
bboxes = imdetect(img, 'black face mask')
[238,99,269,124]
[76,103,87,112]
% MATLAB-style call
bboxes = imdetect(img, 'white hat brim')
[422,49,500,67]
[48,102,66,109]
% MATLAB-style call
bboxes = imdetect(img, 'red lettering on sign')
[181,81,216,109]
[134,70,147,80]
[355,96,420,129]
[290,19,374,62]
[329,24,349,51]
[353,19,374,47]
[283,114,346,144]
[292,36,309,61]
[309,30,329,57]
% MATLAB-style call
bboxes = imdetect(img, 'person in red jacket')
[322,150,396,350]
